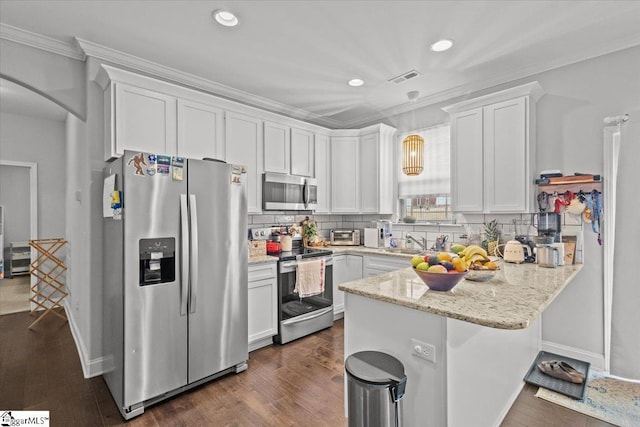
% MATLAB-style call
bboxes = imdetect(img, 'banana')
[464,253,489,267]
[461,245,487,260]
[459,245,486,258]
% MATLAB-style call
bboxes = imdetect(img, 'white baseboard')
[248,336,274,353]
[542,340,606,372]
[64,300,105,378]
[333,311,344,321]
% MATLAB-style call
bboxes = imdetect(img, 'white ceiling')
[1,1,639,128]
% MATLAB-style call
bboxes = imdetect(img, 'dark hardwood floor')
[0,310,613,426]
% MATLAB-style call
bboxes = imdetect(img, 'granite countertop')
[248,255,278,265]
[328,245,420,258]
[339,262,583,330]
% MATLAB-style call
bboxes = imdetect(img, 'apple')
[416,262,430,271]
[411,256,424,268]
[427,264,447,273]
[427,256,441,266]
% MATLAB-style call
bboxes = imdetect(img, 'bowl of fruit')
[466,259,500,282]
[410,252,468,291]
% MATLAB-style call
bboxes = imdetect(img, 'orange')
[437,252,452,262]
[452,258,467,272]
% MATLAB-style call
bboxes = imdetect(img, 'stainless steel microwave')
[262,173,317,211]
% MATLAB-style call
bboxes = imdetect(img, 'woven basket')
[248,240,266,257]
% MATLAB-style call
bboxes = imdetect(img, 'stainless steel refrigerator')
[102,151,248,420]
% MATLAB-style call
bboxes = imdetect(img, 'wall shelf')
[538,180,602,195]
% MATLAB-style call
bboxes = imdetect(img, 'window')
[398,124,452,222]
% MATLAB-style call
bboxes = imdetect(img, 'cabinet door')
[291,128,314,177]
[332,255,346,315]
[483,97,528,212]
[333,254,363,315]
[314,134,331,213]
[248,277,278,344]
[451,108,484,212]
[263,121,290,174]
[331,136,360,213]
[177,99,223,160]
[115,83,177,156]
[225,112,263,213]
[360,133,379,213]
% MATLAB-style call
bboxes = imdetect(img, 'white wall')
[0,112,66,240]
[380,45,640,369]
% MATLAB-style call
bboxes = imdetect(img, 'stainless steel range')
[250,227,333,344]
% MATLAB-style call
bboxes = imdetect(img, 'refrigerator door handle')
[180,194,189,316]
[189,194,199,314]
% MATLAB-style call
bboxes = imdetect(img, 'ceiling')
[1,1,639,128]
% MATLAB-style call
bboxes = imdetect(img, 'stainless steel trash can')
[345,350,407,427]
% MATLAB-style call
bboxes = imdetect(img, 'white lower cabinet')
[248,262,278,351]
[333,254,363,316]
[363,255,408,278]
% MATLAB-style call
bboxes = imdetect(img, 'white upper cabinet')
[290,127,314,177]
[331,136,360,213]
[359,133,379,213]
[314,133,331,213]
[264,123,314,177]
[359,125,395,214]
[450,108,484,213]
[225,112,263,214]
[443,82,543,213]
[177,99,224,160]
[114,82,177,157]
[330,124,396,214]
[263,121,291,174]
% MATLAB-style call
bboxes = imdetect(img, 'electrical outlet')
[411,338,436,363]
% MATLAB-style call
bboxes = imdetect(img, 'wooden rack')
[28,238,68,329]
[538,180,602,195]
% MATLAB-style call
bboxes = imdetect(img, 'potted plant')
[301,216,317,247]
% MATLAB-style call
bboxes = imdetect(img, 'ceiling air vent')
[388,70,421,84]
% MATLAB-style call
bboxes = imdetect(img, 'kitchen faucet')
[406,233,427,250]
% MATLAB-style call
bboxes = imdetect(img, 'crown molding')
[0,23,85,60]
[74,38,344,129]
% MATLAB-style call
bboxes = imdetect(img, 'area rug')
[536,370,640,426]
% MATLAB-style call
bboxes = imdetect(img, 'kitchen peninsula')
[340,262,582,427]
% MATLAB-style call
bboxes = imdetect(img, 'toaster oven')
[330,229,360,246]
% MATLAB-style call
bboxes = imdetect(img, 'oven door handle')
[282,306,333,326]
[280,257,333,273]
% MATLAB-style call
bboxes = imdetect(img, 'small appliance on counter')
[534,212,562,243]
[537,244,560,268]
[330,229,360,246]
[364,221,392,249]
[503,236,536,264]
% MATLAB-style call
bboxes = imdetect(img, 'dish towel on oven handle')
[294,258,325,298]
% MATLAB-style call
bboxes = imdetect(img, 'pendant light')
[402,91,424,176]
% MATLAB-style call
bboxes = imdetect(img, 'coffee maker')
[535,212,562,243]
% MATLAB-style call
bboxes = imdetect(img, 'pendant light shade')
[402,134,424,176]
[402,90,424,176]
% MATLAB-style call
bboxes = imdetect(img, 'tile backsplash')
[248,212,588,263]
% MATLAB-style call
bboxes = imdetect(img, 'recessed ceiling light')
[348,78,364,87]
[212,9,239,27]
[430,39,454,52]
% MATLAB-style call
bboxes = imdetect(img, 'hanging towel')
[294,258,325,298]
